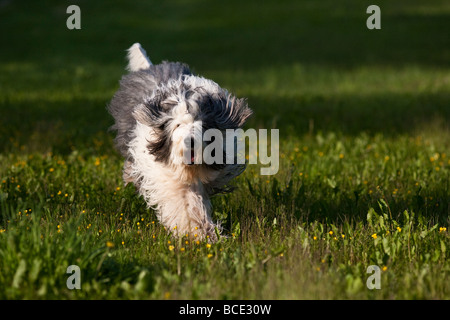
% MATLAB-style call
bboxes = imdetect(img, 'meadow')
[0,0,449,300]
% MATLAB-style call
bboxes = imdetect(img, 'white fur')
[127,43,152,72]
[127,121,220,240]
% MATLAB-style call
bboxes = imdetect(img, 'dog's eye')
[176,124,180,128]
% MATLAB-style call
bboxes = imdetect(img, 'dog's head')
[132,74,252,170]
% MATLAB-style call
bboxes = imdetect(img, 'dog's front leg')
[156,180,218,242]
[184,182,218,242]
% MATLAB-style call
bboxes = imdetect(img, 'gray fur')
[108,61,191,157]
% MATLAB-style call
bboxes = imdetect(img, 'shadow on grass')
[1,0,448,149]
[0,97,114,154]
[0,1,448,70]
[246,91,450,138]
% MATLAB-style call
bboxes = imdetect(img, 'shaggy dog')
[108,43,252,241]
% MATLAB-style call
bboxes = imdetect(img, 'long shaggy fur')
[108,43,252,241]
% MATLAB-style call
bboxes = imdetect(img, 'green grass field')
[0,0,449,299]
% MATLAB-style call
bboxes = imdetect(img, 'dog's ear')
[225,96,253,128]
[132,104,152,126]
[201,94,253,130]
[132,98,170,129]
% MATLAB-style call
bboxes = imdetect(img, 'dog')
[108,43,252,241]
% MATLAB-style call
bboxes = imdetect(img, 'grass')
[0,0,449,299]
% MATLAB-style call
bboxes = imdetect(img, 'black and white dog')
[108,43,252,241]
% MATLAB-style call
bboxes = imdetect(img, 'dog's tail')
[126,43,152,72]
